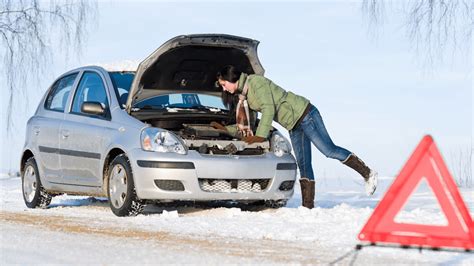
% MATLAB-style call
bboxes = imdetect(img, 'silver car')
[21,34,297,216]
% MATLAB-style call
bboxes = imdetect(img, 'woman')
[213,65,377,209]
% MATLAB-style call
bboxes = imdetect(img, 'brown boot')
[342,154,378,195]
[300,177,315,209]
[342,154,370,178]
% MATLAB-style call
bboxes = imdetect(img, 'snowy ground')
[1,174,473,264]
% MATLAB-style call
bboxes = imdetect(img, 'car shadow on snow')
[49,196,109,209]
[143,200,274,215]
[48,197,274,214]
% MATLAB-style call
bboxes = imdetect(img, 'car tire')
[22,157,52,208]
[107,154,144,216]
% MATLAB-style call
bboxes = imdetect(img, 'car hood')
[126,34,265,113]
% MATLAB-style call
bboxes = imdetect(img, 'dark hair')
[216,65,241,83]
[217,65,241,112]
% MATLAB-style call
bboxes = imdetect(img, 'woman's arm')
[255,85,275,138]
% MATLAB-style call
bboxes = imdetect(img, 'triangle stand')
[357,135,474,251]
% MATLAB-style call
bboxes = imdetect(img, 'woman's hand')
[210,121,227,132]
[243,136,266,144]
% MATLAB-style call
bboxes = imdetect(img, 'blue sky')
[1,1,471,181]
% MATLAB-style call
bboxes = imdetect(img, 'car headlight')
[140,127,187,155]
[271,132,292,157]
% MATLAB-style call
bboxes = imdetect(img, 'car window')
[109,72,134,108]
[135,93,227,110]
[71,72,109,116]
[44,73,78,112]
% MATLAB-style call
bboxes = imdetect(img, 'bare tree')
[362,0,472,66]
[362,1,472,188]
[0,0,97,132]
[450,145,473,188]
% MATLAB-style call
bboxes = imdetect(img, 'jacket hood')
[126,34,265,112]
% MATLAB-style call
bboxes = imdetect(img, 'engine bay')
[142,118,269,155]
[178,124,269,155]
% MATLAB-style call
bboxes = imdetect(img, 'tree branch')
[0,0,97,132]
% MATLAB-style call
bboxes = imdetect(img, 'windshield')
[109,72,135,108]
[134,93,227,110]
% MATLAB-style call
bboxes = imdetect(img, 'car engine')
[177,124,269,155]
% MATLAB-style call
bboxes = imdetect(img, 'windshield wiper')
[166,104,225,112]
[131,105,166,111]
[132,104,227,112]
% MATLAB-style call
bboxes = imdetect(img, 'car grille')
[154,180,185,191]
[198,178,270,193]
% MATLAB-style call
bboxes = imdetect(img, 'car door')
[59,71,114,187]
[35,73,78,183]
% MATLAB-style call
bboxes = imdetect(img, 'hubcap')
[109,164,128,209]
[23,165,37,202]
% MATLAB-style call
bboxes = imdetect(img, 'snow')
[95,60,139,72]
[1,175,473,264]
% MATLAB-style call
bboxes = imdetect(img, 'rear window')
[44,73,78,112]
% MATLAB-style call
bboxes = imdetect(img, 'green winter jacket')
[226,73,310,138]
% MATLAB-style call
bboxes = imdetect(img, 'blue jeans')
[289,104,351,180]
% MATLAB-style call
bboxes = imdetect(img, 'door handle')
[33,127,40,136]
[61,130,70,139]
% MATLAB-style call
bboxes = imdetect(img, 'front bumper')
[128,148,297,201]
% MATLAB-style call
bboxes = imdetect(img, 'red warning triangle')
[358,135,474,250]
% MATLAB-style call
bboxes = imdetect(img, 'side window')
[71,72,109,116]
[44,73,78,112]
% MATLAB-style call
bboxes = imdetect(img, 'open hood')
[126,34,265,112]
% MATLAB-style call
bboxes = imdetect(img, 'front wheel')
[22,157,52,208]
[107,154,144,216]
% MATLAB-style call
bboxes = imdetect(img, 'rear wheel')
[22,157,52,208]
[107,154,144,216]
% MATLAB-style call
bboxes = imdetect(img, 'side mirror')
[81,102,105,116]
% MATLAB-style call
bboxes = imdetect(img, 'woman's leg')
[299,105,378,195]
[289,125,314,180]
[289,126,315,208]
[299,105,351,161]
